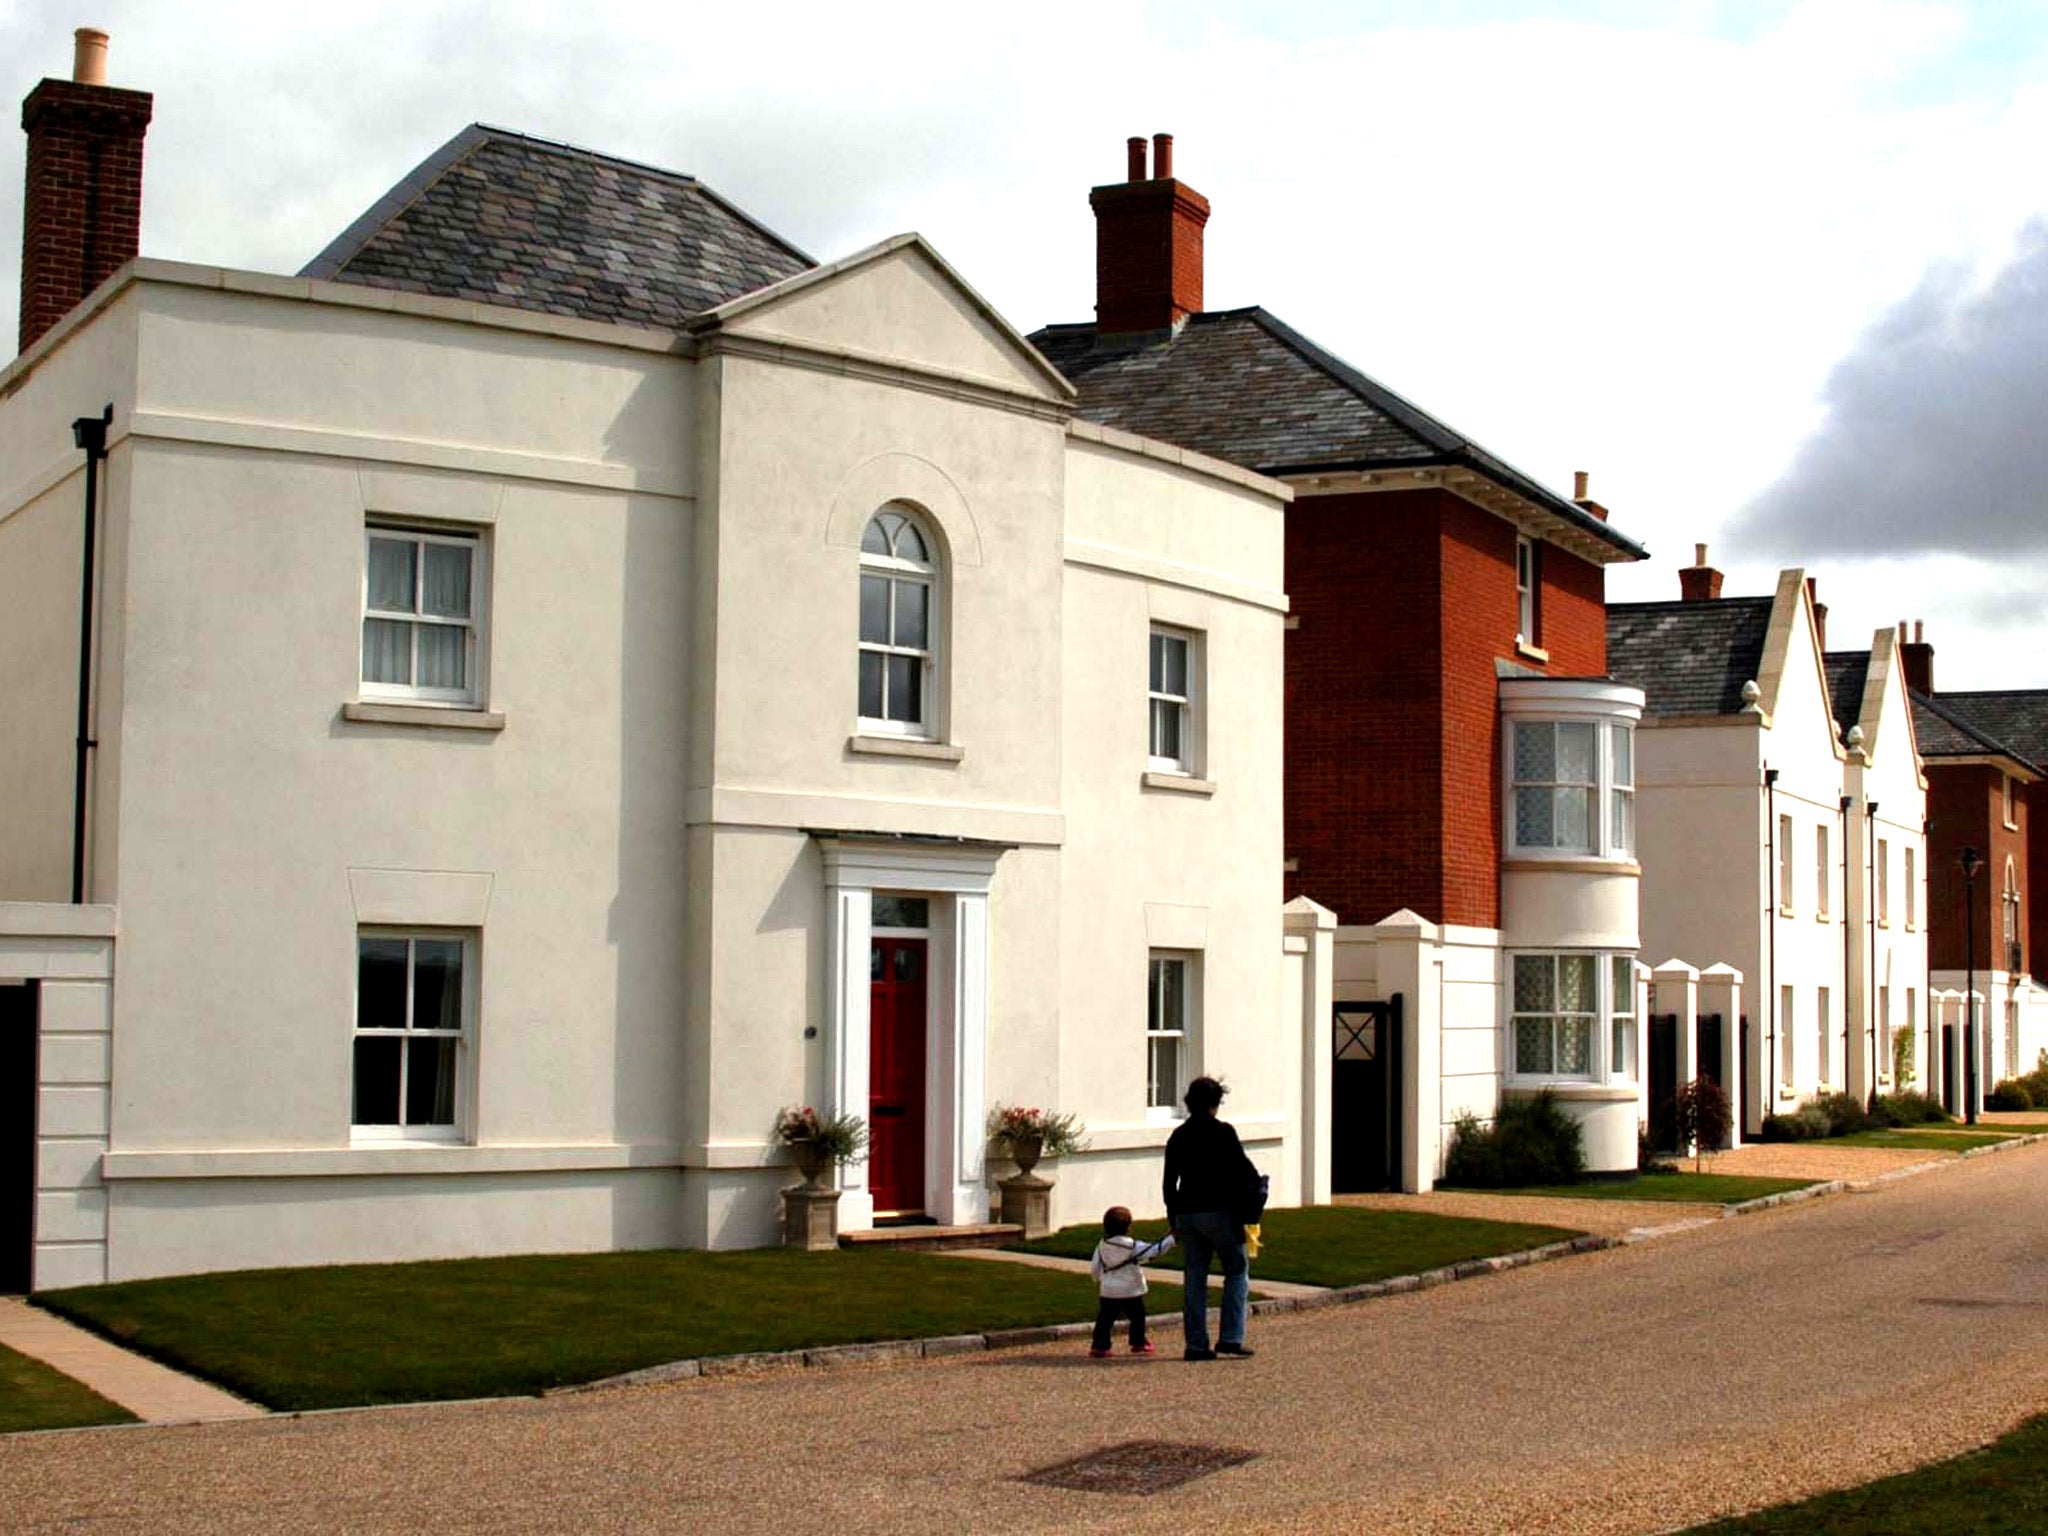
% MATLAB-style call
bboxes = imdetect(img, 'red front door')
[869,938,928,1215]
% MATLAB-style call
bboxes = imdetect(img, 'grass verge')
[39,1249,1184,1412]
[0,1342,135,1433]
[1831,1129,2020,1151]
[1681,1412,2048,1533]
[1009,1205,1580,1288]
[1442,1171,1817,1204]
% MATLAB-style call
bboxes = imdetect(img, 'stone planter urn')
[783,1142,840,1251]
[998,1138,1052,1239]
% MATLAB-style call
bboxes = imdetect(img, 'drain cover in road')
[1021,1440,1259,1495]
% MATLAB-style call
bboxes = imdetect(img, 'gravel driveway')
[5,1143,2048,1534]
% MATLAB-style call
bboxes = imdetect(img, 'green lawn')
[1009,1206,1581,1289]
[0,1342,134,1434]
[1831,1129,2020,1151]
[39,1249,1184,1412]
[1681,1413,2048,1533]
[1442,1171,1818,1204]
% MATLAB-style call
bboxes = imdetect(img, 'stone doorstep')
[837,1222,1025,1252]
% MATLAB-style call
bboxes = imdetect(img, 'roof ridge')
[1608,595,1776,611]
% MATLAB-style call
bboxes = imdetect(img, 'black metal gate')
[1332,996,1402,1193]
[1739,1016,1751,1134]
[1,983,35,1294]
[1648,1013,1679,1154]
[1693,1013,1727,1150]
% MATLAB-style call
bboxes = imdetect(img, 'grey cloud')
[1730,222,2048,557]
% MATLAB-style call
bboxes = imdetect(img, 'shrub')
[1760,1104,1833,1142]
[1892,1023,1917,1088]
[1674,1076,1733,1170]
[1988,1080,2034,1111]
[1444,1091,1586,1187]
[1871,1090,1951,1127]
[1811,1091,1873,1137]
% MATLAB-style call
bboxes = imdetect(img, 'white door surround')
[817,835,1004,1229]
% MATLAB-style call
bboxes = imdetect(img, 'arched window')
[2003,858,2021,971]
[858,505,937,736]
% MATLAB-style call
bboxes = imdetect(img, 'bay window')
[1508,720,1636,858]
[1509,951,1638,1084]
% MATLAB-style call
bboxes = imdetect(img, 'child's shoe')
[1088,1346,1112,1358]
[1130,1340,1155,1356]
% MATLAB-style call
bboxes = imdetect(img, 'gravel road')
[6,1143,2048,1534]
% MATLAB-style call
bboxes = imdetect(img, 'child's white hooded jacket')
[1090,1233,1174,1299]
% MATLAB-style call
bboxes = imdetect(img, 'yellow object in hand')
[1244,1223,1262,1259]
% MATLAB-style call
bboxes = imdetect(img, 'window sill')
[1779,906,1796,919]
[1141,771,1216,796]
[1816,913,1831,924]
[343,701,505,732]
[1500,856,1641,875]
[1503,1082,1637,1103]
[846,734,963,762]
[1878,920,1891,930]
[1514,640,1550,664]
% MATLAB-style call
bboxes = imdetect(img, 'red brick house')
[1902,629,2048,1100]
[1032,137,1652,1189]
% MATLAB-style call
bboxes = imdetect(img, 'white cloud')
[4,0,2047,682]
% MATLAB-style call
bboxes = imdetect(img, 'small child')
[1088,1206,1175,1357]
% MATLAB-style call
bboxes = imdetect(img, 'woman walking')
[1162,1075,1259,1361]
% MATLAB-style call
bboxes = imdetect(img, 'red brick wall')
[1284,492,1443,926]
[1282,488,1610,930]
[18,78,152,353]
[1925,763,2026,973]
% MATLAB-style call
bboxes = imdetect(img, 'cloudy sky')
[4,0,2047,688]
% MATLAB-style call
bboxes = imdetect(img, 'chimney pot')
[72,28,109,85]
[1152,132,1173,180]
[1914,620,1923,643]
[1125,136,1146,182]
[1694,542,1708,568]
[1573,470,1589,500]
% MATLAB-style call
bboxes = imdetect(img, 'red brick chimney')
[1900,619,1934,695]
[18,28,152,355]
[1089,132,1209,334]
[1678,542,1723,602]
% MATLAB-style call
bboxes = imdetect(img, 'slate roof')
[1028,309,1644,559]
[302,126,814,331]
[1932,691,2048,769]
[1605,598,1775,717]
[1912,691,2045,772]
[1823,650,1872,739]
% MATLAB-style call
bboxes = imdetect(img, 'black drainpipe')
[70,405,112,905]
[1867,800,1881,1102]
[1764,767,1780,1130]
[1839,795,1852,1089]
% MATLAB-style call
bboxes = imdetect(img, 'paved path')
[0,1298,260,1425]
[938,1245,1331,1299]
[6,1143,2048,1532]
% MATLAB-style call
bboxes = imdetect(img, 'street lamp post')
[1961,846,1983,1126]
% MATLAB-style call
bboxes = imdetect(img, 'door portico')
[817,835,1005,1229]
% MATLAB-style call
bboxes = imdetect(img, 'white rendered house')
[0,110,1304,1285]
[1610,557,1930,1135]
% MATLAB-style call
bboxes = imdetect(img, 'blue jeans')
[1178,1209,1248,1351]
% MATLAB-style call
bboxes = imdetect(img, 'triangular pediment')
[689,234,1073,402]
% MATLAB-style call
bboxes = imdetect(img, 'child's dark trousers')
[1092,1295,1148,1351]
